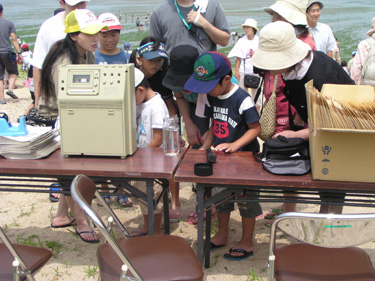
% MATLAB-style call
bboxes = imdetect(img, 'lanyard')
[174,0,196,31]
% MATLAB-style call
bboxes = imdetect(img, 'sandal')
[264,208,283,220]
[187,212,215,225]
[103,195,110,205]
[117,195,133,207]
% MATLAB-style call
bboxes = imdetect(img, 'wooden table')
[174,149,375,267]
[0,147,183,235]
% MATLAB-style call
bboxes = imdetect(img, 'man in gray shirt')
[0,4,22,104]
[149,0,230,55]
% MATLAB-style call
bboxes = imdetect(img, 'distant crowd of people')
[2,0,375,267]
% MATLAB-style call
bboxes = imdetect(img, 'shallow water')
[3,0,374,61]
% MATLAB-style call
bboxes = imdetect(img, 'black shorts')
[0,53,19,80]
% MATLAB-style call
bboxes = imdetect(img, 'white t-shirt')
[228,35,259,74]
[33,12,66,69]
[136,93,169,147]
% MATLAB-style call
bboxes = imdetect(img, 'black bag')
[244,74,261,89]
[254,135,311,175]
[9,52,18,63]
[243,58,261,89]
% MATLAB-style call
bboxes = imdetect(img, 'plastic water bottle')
[163,116,180,156]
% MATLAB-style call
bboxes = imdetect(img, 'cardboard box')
[306,81,375,182]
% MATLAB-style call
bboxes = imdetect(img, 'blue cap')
[352,51,357,56]
[184,51,232,94]
[137,42,168,60]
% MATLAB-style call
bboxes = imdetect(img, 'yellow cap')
[64,9,108,34]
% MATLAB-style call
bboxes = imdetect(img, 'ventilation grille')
[59,101,123,110]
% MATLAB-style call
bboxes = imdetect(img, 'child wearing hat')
[130,68,169,237]
[185,51,262,261]
[95,12,133,208]
[95,13,128,65]
[228,18,260,98]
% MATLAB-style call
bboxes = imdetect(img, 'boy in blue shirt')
[185,51,262,261]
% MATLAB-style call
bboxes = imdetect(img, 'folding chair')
[71,174,204,281]
[268,212,375,281]
[0,226,52,281]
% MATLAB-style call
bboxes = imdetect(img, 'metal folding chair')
[71,174,204,281]
[0,226,52,281]
[268,212,375,281]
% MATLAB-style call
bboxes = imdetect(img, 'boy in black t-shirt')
[185,52,262,261]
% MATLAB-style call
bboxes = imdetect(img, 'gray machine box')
[58,64,137,159]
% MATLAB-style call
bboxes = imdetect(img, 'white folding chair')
[0,226,52,281]
[268,212,375,281]
[71,174,204,281]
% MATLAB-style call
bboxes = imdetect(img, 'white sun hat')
[250,21,311,70]
[97,12,122,31]
[264,0,308,26]
[241,18,259,31]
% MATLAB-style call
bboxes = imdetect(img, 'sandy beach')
[1,84,375,281]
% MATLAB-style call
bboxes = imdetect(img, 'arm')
[33,67,42,107]
[164,97,178,117]
[215,121,260,153]
[175,91,202,145]
[148,128,163,148]
[350,40,370,85]
[234,57,241,81]
[187,10,230,47]
[10,33,21,54]
[199,125,213,150]
[274,128,309,140]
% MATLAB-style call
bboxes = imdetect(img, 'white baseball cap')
[97,12,122,31]
[65,0,90,6]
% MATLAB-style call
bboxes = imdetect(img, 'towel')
[194,0,209,13]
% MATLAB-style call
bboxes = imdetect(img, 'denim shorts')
[215,187,262,218]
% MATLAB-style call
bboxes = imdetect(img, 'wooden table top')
[0,147,182,179]
[174,149,375,192]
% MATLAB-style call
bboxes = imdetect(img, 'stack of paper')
[0,126,60,159]
[308,86,375,130]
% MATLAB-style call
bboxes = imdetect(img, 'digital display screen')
[72,74,90,83]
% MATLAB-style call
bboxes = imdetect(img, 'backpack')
[361,38,375,86]
[254,136,311,176]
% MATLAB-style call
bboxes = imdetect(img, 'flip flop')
[169,207,183,223]
[264,208,283,220]
[128,228,148,238]
[223,248,253,261]
[210,242,225,249]
[51,218,76,228]
[117,195,133,207]
[75,229,99,243]
[49,184,62,203]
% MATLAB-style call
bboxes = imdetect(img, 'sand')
[1,83,375,281]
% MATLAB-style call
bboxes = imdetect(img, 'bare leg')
[51,195,72,226]
[0,80,4,101]
[130,213,162,236]
[210,212,230,246]
[7,74,16,92]
[169,178,181,221]
[65,196,99,242]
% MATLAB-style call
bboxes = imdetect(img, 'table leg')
[146,179,155,235]
[162,180,170,235]
[204,188,212,268]
[197,183,205,265]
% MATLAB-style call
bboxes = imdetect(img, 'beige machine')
[58,64,137,159]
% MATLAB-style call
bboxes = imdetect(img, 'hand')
[214,143,239,153]
[186,123,202,146]
[187,9,204,27]
[235,72,240,81]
